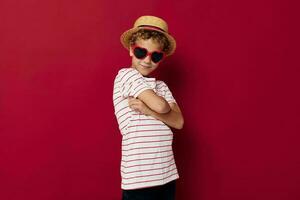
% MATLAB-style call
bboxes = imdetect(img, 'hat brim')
[120,27,176,56]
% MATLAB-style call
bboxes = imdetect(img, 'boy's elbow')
[177,123,184,130]
[175,117,184,130]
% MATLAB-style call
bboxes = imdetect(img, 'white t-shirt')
[113,67,179,190]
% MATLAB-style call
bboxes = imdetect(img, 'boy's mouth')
[140,64,151,69]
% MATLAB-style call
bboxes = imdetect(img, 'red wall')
[1,0,300,199]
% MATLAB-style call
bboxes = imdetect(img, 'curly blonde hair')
[129,29,170,53]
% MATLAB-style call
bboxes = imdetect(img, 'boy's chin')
[138,70,151,77]
[133,66,152,76]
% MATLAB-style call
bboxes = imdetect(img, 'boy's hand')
[128,97,152,116]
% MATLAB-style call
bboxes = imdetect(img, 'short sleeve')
[118,68,153,98]
[156,81,177,104]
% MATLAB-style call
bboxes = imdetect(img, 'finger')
[128,98,137,104]
[130,105,140,112]
[128,99,139,105]
[129,102,139,107]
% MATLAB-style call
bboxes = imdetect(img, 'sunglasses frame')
[131,45,166,64]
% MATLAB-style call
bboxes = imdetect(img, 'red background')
[1,0,300,199]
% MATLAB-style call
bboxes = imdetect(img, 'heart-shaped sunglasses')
[131,45,166,64]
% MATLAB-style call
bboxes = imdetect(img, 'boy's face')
[129,38,163,77]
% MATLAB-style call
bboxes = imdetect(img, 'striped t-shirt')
[113,67,179,190]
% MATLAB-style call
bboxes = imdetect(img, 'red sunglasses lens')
[151,52,164,63]
[133,47,147,59]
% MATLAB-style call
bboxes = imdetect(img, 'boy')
[113,15,184,200]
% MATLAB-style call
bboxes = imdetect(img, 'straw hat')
[120,15,176,56]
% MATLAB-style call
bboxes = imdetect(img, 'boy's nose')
[143,55,151,64]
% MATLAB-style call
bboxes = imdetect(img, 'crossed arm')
[128,89,184,130]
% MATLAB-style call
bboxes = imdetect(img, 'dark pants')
[122,180,176,200]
